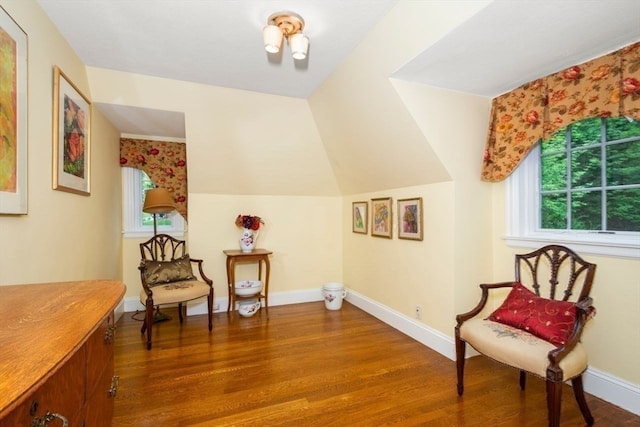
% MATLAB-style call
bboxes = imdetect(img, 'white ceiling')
[37,0,399,99]
[37,0,640,137]
[393,0,640,97]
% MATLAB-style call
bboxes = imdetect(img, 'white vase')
[239,228,258,253]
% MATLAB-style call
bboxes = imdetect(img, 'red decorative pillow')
[487,282,577,346]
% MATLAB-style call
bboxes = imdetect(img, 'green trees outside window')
[540,117,640,232]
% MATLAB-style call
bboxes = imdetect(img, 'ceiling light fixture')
[263,11,309,60]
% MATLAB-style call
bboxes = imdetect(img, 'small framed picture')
[53,66,91,195]
[371,197,392,239]
[397,197,423,241]
[352,201,368,234]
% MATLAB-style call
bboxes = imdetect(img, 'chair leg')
[455,331,466,396]
[207,289,214,331]
[519,370,526,390]
[178,303,184,323]
[571,375,594,426]
[144,302,154,350]
[546,379,562,427]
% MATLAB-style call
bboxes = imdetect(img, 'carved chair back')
[140,234,187,262]
[514,245,596,302]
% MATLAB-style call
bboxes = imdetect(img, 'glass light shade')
[142,188,175,214]
[289,33,309,60]
[263,25,283,53]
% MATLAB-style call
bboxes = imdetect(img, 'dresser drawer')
[0,347,85,427]
[86,312,115,395]
[84,354,116,427]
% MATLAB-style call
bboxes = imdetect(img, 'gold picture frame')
[0,6,28,214]
[53,66,91,195]
[397,197,423,241]
[352,201,368,234]
[371,197,392,238]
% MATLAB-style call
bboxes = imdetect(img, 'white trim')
[346,289,455,360]
[584,366,640,416]
[505,146,640,259]
[122,288,325,316]
[122,289,639,416]
[121,167,185,238]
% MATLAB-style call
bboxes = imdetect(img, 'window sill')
[123,230,185,239]
[504,233,640,259]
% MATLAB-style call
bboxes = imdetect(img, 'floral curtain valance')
[481,41,640,182]
[120,138,188,220]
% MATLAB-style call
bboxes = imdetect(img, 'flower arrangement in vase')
[235,214,264,252]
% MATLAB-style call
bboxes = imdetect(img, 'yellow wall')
[343,184,456,333]
[87,68,344,301]
[0,0,122,285]
[121,193,343,302]
[2,0,637,395]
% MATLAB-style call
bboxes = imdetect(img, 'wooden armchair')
[139,234,214,350]
[455,245,596,427]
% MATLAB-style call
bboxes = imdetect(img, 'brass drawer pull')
[31,411,68,427]
[109,375,119,397]
[104,325,116,343]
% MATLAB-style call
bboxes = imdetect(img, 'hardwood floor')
[114,302,639,426]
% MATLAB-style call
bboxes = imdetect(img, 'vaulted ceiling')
[36,0,640,137]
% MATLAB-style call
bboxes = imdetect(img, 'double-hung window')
[505,116,640,258]
[122,167,185,238]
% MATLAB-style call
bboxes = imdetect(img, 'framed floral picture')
[371,197,392,238]
[53,66,91,195]
[352,201,368,234]
[397,197,423,241]
[0,6,28,214]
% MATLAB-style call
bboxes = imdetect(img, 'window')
[122,167,185,238]
[506,117,640,259]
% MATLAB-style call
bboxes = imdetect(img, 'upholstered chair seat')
[459,317,588,379]
[139,280,211,307]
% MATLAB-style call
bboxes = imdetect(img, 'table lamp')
[142,187,175,236]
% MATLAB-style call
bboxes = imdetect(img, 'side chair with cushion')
[455,245,596,427]
[139,233,214,350]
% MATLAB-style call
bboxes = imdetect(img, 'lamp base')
[153,308,172,323]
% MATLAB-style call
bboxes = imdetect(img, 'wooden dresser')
[0,280,126,426]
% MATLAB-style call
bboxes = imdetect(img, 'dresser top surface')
[0,280,126,418]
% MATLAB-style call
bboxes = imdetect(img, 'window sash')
[505,145,640,259]
[122,167,185,238]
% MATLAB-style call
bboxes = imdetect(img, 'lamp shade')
[143,188,175,214]
[263,24,283,53]
[289,33,309,60]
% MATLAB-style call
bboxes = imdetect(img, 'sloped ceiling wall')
[88,1,492,197]
[309,1,491,194]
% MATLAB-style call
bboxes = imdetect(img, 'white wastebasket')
[322,282,347,310]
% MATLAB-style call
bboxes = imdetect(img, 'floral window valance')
[119,138,188,220]
[481,41,640,182]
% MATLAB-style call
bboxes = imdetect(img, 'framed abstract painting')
[397,197,423,241]
[371,197,392,238]
[0,6,27,214]
[352,201,368,234]
[53,66,91,195]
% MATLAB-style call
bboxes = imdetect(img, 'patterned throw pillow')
[487,282,578,346]
[142,254,196,286]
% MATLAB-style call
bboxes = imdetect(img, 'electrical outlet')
[415,305,422,320]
